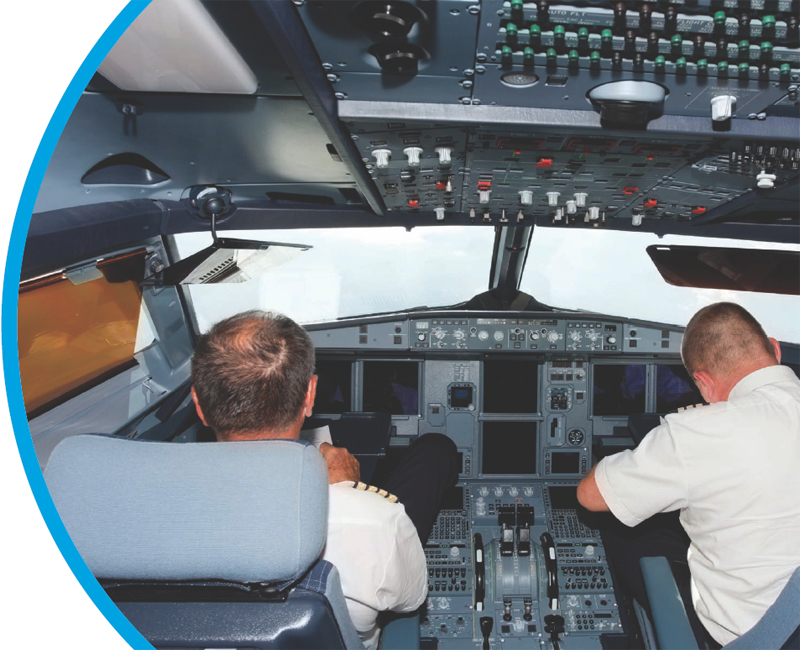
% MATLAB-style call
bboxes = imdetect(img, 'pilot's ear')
[692,370,716,403]
[304,375,318,418]
[769,337,782,363]
[191,387,209,426]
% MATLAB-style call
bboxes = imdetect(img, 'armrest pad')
[640,557,699,650]
[380,610,421,650]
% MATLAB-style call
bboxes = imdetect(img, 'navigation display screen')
[592,364,647,416]
[362,361,419,415]
[482,421,538,475]
[656,364,704,412]
[314,359,352,413]
[483,360,538,413]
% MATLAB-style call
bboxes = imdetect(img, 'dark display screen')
[314,359,352,413]
[548,485,580,510]
[362,361,419,415]
[551,451,580,474]
[482,421,538,475]
[440,486,464,511]
[592,364,647,416]
[483,360,538,414]
[656,364,705,412]
[450,385,473,408]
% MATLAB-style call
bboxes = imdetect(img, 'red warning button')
[408,199,420,208]
[691,206,707,215]
[644,198,658,208]
[623,186,639,195]
[536,158,553,168]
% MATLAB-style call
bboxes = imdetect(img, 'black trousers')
[372,433,460,545]
[601,511,722,650]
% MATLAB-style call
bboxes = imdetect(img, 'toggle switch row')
[371,146,452,168]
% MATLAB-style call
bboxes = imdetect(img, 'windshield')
[520,229,800,344]
[176,226,495,331]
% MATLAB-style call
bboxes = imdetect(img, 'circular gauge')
[567,428,585,446]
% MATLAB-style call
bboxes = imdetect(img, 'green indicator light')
[655,55,665,67]
[676,57,687,70]
[578,27,589,41]
[714,11,727,26]
[511,0,524,11]
[762,15,776,29]
[502,45,513,58]
[568,49,579,62]
[697,58,708,71]
[601,29,612,42]
[761,42,773,55]
[780,63,791,75]
[718,60,729,74]
[738,40,750,54]
[738,62,750,76]
[524,47,535,62]
[671,34,682,47]
[590,51,601,64]
[530,24,541,38]
[546,47,557,60]
[506,22,518,38]
[554,25,566,38]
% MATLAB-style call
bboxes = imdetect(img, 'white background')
[1,2,132,647]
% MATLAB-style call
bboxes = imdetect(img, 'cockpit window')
[519,229,800,344]
[177,226,495,330]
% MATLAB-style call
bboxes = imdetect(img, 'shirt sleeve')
[595,421,689,527]
[375,508,428,613]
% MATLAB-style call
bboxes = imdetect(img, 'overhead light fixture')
[98,0,257,94]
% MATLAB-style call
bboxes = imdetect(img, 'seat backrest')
[44,434,364,649]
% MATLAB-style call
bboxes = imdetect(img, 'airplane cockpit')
[10,0,800,648]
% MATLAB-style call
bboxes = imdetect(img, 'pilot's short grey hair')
[191,310,315,438]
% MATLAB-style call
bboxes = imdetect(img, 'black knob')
[353,1,421,38]
[523,612,533,621]
[503,612,512,622]
[368,41,424,75]
[480,616,494,650]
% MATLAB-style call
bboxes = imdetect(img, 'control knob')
[523,487,534,497]
[606,335,617,344]
[478,330,489,341]
[509,487,519,497]
[530,330,540,340]
[586,329,600,341]
[494,486,504,497]
[547,330,560,343]
[453,329,466,340]
[417,333,426,341]
[569,330,582,342]
[479,487,489,497]
[494,331,505,342]
[432,327,446,340]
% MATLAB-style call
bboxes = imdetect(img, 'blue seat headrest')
[44,435,328,584]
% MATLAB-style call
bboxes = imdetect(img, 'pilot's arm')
[577,465,610,512]
[577,421,688,527]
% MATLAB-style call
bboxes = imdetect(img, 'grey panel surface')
[446,412,477,447]
[35,93,353,213]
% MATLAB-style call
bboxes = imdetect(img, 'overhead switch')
[574,192,587,207]
[711,95,737,121]
[372,148,391,168]
[403,146,423,166]
[434,206,446,220]
[546,191,560,206]
[435,146,452,165]
[566,200,577,214]
[519,190,534,205]
[479,190,491,204]
[588,206,600,221]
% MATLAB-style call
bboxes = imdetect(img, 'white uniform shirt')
[322,482,428,649]
[595,365,800,645]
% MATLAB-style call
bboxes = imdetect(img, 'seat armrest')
[640,556,699,650]
[380,610,421,650]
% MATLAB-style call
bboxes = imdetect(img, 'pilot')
[190,310,458,649]
[577,302,800,648]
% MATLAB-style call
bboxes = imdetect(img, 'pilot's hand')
[319,443,361,484]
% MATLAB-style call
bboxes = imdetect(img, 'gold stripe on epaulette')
[677,403,706,413]
[351,481,399,503]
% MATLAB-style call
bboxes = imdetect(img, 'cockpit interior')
[11,0,800,648]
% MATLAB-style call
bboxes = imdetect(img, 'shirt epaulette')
[350,481,399,503]
[677,402,707,413]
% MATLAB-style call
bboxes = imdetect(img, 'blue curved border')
[2,2,152,648]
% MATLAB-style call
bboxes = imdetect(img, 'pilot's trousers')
[371,433,460,545]
[601,512,722,650]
